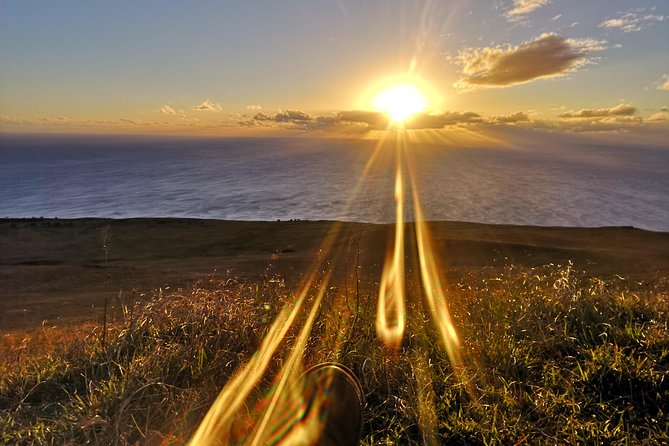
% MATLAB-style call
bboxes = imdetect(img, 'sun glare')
[373,84,427,123]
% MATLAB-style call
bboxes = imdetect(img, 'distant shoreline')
[2,217,668,332]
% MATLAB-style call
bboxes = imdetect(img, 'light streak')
[189,220,348,445]
[409,168,462,370]
[248,273,331,446]
[191,125,469,445]
[188,273,316,445]
[375,135,407,349]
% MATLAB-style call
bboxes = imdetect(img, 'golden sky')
[1,0,668,136]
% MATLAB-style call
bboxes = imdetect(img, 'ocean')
[1,133,668,231]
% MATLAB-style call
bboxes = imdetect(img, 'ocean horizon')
[2,133,668,232]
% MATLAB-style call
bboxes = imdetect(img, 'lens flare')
[191,94,470,445]
[411,189,462,370]
[188,274,315,445]
[188,221,350,445]
[375,144,407,349]
[247,274,330,446]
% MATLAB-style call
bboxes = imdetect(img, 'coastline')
[2,217,668,332]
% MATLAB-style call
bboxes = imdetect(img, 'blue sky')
[0,0,667,134]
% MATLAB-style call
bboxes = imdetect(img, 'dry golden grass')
[1,265,668,445]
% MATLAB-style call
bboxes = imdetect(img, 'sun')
[373,83,427,123]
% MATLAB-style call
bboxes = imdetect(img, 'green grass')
[1,264,668,445]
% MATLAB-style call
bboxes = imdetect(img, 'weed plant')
[1,264,667,445]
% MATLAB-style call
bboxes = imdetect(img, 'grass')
[1,263,668,445]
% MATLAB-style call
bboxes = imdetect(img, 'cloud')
[246,104,262,110]
[243,109,483,131]
[119,118,139,125]
[0,114,25,125]
[404,111,482,129]
[239,115,273,127]
[252,109,376,128]
[333,110,482,129]
[598,115,643,124]
[599,11,664,33]
[555,103,644,129]
[658,74,669,90]
[160,105,176,115]
[252,112,272,121]
[337,110,389,127]
[558,103,636,118]
[193,100,223,112]
[648,107,669,122]
[453,34,606,89]
[553,119,645,133]
[274,109,312,122]
[505,0,550,21]
[490,111,531,123]
[249,110,313,127]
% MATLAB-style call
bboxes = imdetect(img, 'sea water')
[1,133,667,231]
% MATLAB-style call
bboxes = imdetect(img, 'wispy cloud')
[328,110,482,130]
[274,109,312,122]
[404,111,482,129]
[248,110,319,131]
[558,103,636,118]
[490,111,530,123]
[555,103,645,128]
[193,100,223,112]
[249,109,483,130]
[160,105,177,115]
[337,110,388,127]
[599,10,664,33]
[252,112,271,121]
[0,115,27,125]
[246,104,262,110]
[254,109,358,129]
[648,107,669,122]
[453,34,606,89]
[657,74,669,91]
[505,0,550,21]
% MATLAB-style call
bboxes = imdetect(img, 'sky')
[0,0,668,136]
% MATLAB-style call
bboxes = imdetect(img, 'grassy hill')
[1,219,667,444]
